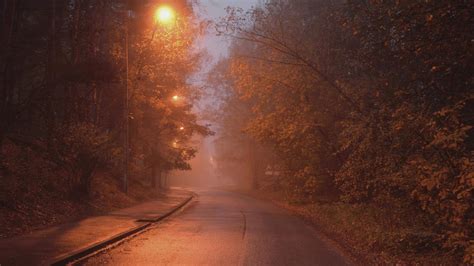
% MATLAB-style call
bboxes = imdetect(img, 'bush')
[52,123,117,197]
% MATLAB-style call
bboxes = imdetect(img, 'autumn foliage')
[212,0,473,262]
[0,0,208,228]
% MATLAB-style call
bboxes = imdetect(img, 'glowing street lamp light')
[122,5,177,194]
[172,95,180,101]
[179,126,185,131]
[155,5,176,25]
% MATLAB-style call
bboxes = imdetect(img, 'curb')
[136,194,194,223]
[49,194,194,266]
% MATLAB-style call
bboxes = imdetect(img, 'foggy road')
[84,189,352,266]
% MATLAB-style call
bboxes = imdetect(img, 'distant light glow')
[179,126,185,130]
[155,6,175,24]
[172,95,179,101]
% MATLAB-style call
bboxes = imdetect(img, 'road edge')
[225,188,361,266]
[49,193,194,266]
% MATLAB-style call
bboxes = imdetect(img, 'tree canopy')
[212,0,473,262]
[0,0,210,195]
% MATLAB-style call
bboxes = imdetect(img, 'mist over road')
[85,189,351,265]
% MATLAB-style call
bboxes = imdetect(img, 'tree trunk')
[0,0,18,146]
[45,0,57,150]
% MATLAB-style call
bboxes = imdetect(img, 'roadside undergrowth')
[243,188,461,265]
[0,142,161,239]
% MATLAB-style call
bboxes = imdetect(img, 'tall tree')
[215,0,473,261]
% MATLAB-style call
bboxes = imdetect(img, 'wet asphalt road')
[84,189,352,266]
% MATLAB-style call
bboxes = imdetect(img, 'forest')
[210,0,473,263]
[0,0,210,236]
[0,0,472,264]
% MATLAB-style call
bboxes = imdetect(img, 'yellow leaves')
[429,124,472,150]
[464,243,474,264]
[421,177,438,191]
[461,171,474,187]
[410,153,473,258]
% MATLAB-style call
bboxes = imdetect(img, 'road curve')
[84,189,352,266]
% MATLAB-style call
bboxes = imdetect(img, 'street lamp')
[122,5,177,193]
[155,5,176,25]
[123,9,130,194]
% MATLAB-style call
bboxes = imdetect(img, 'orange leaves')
[420,177,438,191]
[216,0,473,261]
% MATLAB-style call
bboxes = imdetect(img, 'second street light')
[123,5,177,193]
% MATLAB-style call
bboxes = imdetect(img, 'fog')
[168,133,256,189]
[167,0,260,189]
[168,136,218,187]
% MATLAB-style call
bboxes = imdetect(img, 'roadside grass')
[244,189,461,265]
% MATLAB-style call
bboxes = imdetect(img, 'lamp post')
[123,8,130,193]
[122,4,176,193]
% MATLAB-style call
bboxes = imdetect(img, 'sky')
[191,0,260,112]
[194,0,259,64]
[188,0,259,111]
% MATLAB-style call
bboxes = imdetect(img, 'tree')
[215,0,473,261]
[0,0,210,198]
